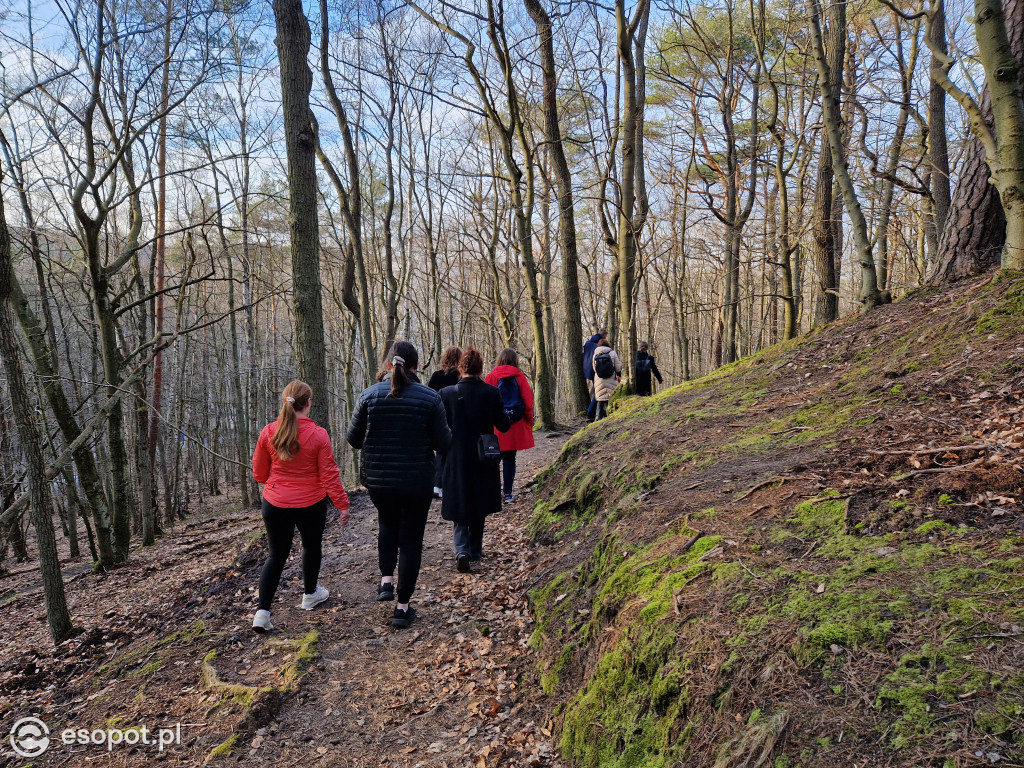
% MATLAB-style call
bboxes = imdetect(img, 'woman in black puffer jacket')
[347,341,452,628]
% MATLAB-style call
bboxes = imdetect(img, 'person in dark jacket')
[634,342,663,396]
[428,346,462,497]
[347,341,452,629]
[583,329,606,421]
[440,347,511,573]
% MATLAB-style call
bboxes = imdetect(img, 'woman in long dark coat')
[440,347,511,573]
[428,346,462,497]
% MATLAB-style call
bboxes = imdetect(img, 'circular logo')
[10,717,50,758]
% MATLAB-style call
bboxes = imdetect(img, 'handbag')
[477,434,501,463]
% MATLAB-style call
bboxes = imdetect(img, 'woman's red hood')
[490,364,524,380]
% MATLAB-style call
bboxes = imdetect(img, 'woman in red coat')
[251,380,350,632]
[484,348,535,503]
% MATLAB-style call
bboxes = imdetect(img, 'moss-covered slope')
[528,272,1024,768]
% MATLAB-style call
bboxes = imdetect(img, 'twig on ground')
[736,475,799,501]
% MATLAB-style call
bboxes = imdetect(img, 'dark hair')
[379,340,418,397]
[639,341,650,351]
[440,345,463,374]
[599,329,609,340]
[271,380,312,460]
[496,347,518,368]
[459,346,484,377]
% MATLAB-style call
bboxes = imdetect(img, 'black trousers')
[501,450,516,496]
[370,490,432,604]
[259,497,327,610]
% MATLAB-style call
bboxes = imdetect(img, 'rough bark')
[0,174,73,643]
[931,0,1024,279]
[274,0,331,429]
[810,0,844,326]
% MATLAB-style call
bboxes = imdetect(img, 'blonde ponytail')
[271,380,312,460]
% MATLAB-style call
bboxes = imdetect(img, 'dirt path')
[259,433,570,767]
[1,432,572,768]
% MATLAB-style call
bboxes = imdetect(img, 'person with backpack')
[428,346,463,497]
[635,342,663,396]
[347,341,452,629]
[251,380,350,633]
[582,329,606,421]
[592,339,622,421]
[484,348,535,504]
[440,348,511,572]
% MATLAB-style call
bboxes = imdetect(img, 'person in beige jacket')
[591,342,622,421]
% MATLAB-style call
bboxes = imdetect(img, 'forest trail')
[0,432,572,767]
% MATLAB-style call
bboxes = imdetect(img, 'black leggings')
[370,490,431,604]
[258,498,327,610]
[501,450,516,496]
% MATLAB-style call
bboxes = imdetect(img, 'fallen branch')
[901,457,986,479]
[871,443,993,456]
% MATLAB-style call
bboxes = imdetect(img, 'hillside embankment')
[527,271,1024,768]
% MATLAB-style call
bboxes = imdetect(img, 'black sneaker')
[392,606,416,629]
[376,583,395,602]
[456,554,470,573]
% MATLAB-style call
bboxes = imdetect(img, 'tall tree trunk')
[0,174,72,643]
[615,0,650,387]
[927,0,952,260]
[809,0,883,309]
[810,0,844,327]
[274,0,331,429]
[524,0,589,416]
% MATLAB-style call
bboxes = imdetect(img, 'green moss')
[937,493,955,506]
[560,619,691,768]
[976,276,1024,334]
[100,621,206,677]
[281,630,319,686]
[787,493,845,538]
[207,734,239,760]
[915,520,954,535]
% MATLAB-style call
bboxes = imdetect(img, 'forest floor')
[0,432,573,767]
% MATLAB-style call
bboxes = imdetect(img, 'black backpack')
[594,351,615,379]
[637,355,653,374]
[496,376,525,423]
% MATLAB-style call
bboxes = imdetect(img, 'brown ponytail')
[271,380,312,460]
[382,341,418,397]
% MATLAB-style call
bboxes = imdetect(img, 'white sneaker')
[253,609,274,632]
[433,486,443,499]
[300,584,329,610]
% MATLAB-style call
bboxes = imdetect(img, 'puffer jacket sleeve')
[611,350,622,374]
[317,429,349,510]
[346,389,369,449]
[429,394,453,453]
[252,425,272,483]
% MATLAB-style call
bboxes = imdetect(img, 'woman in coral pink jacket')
[251,380,349,632]
[484,349,535,503]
